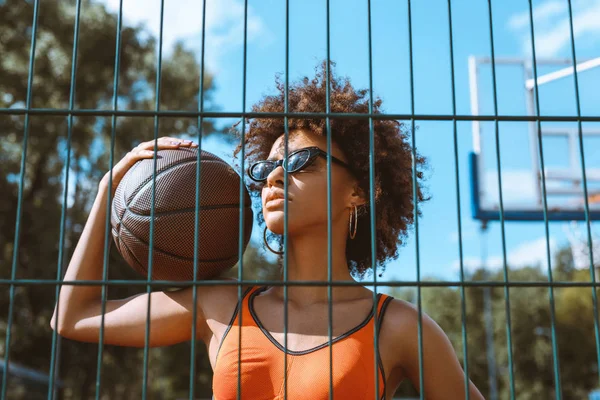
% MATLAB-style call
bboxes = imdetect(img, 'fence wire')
[1,0,599,399]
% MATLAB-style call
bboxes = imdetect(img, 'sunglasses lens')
[251,162,272,181]
[250,149,311,181]
[287,149,310,172]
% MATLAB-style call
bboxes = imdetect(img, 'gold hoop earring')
[264,226,284,255]
[349,204,358,239]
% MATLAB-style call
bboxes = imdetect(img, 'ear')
[348,182,368,208]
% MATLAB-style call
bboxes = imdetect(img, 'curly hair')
[232,61,430,280]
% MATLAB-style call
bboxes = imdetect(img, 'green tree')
[392,245,600,399]
[1,0,275,398]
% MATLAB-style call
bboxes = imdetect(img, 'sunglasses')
[247,146,351,182]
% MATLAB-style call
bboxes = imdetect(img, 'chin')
[264,217,285,235]
[264,213,295,235]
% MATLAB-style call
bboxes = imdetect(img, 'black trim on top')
[214,285,256,364]
[377,295,394,400]
[248,285,382,356]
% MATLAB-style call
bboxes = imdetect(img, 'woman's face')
[261,130,360,236]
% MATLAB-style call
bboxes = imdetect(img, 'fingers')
[105,137,199,195]
[135,137,199,152]
[125,149,153,163]
[123,138,198,165]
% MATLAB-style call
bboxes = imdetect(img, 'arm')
[50,138,210,348]
[393,301,486,400]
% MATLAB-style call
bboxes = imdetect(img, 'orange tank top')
[212,285,394,400]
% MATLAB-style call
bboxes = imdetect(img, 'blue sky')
[100,0,600,285]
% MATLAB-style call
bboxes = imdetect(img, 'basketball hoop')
[589,193,600,205]
[468,55,600,222]
[575,192,600,209]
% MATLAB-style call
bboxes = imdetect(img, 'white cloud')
[100,0,269,69]
[507,0,600,57]
[484,170,538,207]
[481,168,598,212]
[452,236,559,274]
[508,1,567,31]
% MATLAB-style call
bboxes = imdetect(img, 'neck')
[269,224,363,306]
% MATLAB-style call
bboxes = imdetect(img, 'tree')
[1,1,275,398]
[392,245,600,399]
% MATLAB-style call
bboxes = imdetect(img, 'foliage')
[0,0,276,398]
[2,1,599,398]
[393,246,600,399]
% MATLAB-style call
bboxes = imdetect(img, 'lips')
[266,190,289,203]
[266,199,286,209]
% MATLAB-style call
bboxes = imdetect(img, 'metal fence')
[1,0,599,399]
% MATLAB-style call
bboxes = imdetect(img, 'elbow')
[49,315,72,337]
[49,316,62,334]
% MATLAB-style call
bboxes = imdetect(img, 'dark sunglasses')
[247,146,351,182]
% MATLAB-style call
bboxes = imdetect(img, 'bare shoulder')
[380,298,440,365]
[380,298,485,399]
[382,297,456,371]
[382,297,423,332]
[171,278,253,344]
[194,278,254,321]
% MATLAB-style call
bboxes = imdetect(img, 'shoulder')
[198,277,255,319]
[379,297,447,369]
[380,297,424,337]
[189,278,255,343]
[379,297,485,398]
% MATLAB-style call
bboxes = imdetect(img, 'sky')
[97,0,600,286]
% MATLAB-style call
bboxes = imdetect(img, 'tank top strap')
[236,285,264,326]
[244,285,264,301]
[376,292,394,327]
[373,292,394,400]
[222,285,259,329]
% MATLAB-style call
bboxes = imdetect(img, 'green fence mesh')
[1,0,599,399]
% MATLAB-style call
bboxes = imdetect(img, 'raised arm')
[49,137,210,348]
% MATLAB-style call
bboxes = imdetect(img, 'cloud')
[480,167,600,216]
[452,236,559,274]
[507,0,600,57]
[99,0,269,69]
[484,170,538,207]
[508,1,567,31]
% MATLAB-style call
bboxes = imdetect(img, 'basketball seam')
[114,159,194,225]
[112,153,251,278]
[125,158,230,208]
[118,221,246,263]
[118,235,148,276]
[123,203,252,217]
[118,158,249,219]
[116,158,212,225]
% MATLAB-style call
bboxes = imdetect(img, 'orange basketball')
[110,147,253,281]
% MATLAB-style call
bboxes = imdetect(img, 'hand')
[100,136,198,197]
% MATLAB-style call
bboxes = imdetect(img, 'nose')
[266,164,286,188]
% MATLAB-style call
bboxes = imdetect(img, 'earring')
[349,204,358,239]
[264,226,284,255]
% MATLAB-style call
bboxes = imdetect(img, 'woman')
[51,62,485,399]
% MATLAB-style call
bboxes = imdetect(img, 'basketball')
[110,147,253,281]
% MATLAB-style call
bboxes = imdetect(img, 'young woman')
[51,62,485,399]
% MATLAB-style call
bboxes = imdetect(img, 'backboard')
[468,55,600,222]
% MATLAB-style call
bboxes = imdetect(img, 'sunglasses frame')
[247,146,351,182]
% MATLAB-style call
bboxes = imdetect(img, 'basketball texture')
[110,147,253,281]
